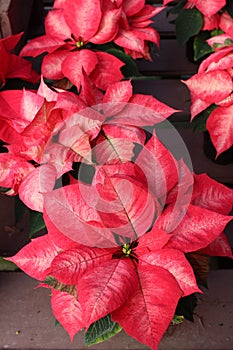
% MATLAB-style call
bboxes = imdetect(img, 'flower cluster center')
[76,40,84,49]
[122,243,132,257]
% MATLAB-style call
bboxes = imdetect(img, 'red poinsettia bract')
[113,0,164,60]
[7,169,233,349]
[0,33,39,88]
[20,0,125,90]
[6,96,233,349]
[182,43,233,156]
[0,79,177,211]
[163,0,226,17]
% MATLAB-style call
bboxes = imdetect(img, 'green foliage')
[29,210,46,238]
[85,314,122,346]
[106,48,141,77]
[175,9,203,45]
[93,42,141,77]
[0,257,19,271]
[43,276,77,297]
[175,294,198,322]
[168,0,187,15]
[191,104,217,131]
[170,315,184,325]
[193,32,214,62]
[210,29,224,37]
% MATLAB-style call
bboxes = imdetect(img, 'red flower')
[0,33,39,88]
[182,45,233,155]
[164,0,226,17]
[188,0,226,17]
[5,80,233,347]
[20,0,124,90]
[7,165,233,348]
[114,0,164,59]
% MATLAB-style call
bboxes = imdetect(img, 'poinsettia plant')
[163,0,233,61]
[0,0,233,349]
[181,33,233,156]
[161,0,233,157]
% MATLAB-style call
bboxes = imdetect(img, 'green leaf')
[170,315,185,325]
[167,0,187,15]
[0,257,19,271]
[54,318,60,327]
[175,9,203,45]
[106,48,141,77]
[85,314,122,346]
[29,210,45,238]
[14,196,26,225]
[42,276,78,297]
[191,104,217,131]
[91,42,141,77]
[210,29,224,37]
[194,32,214,62]
[175,294,198,322]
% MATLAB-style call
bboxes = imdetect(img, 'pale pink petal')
[198,46,233,72]
[90,8,122,44]
[141,249,201,296]
[20,36,65,57]
[110,94,178,125]
[51,290,84,341]
[220,11,233,38]
[6,235,65,280]
[189,95,212,120]
[114,29,145,55]
[90,52,124,90]
[182,70,233,104]
[112,265,182,350]
[158,204,232,252]
[62,50,98,90]
[45,8,72,39]
[133,27,160,47]
[37,77,58,101]
[123,0,144,17]
[103,80,133,115]
[192,173,233,214]
[202,14,220,30]
[198,233,233,258]
[63,0,101,42]
[193,0,226,17]
[0,154,34,194]
[206,104,233,156]
[19,164,57,212]
[42,50,68,80]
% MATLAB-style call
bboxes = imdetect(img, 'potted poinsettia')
[181,30,233,160]
[0,0,233,349]
[163,0,233,61]
[162,0,233,162]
